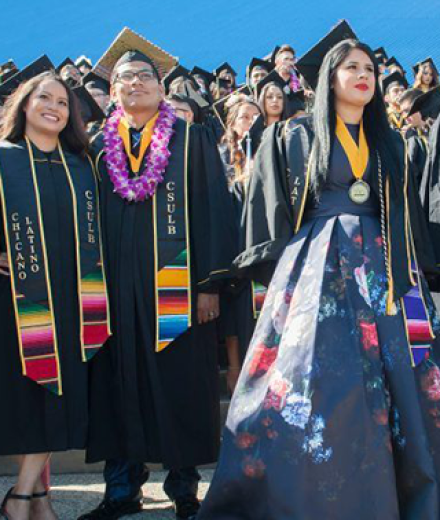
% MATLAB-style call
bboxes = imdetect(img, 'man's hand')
[197,293,220,325]
[0,253,9,276]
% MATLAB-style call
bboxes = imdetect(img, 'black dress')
[198,125,440,520]
[0,144,88,455]
[86,120,237,469]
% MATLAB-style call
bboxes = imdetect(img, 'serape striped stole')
[252,282,267,319]
[401,262,435,367]
[0,138,111,395]
[153,123,191,352]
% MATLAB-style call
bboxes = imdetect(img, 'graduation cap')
[82,71,110,94]
[213,62,237,77]
[381,71,408,94]
[56,57,77,73]
[212,84,252,129]
[191,66,215,87]
[412,57,438,78]
[93,26,178,81]
[296,20,357,90]
[408,86,440,119]
[162,65,197,95]
[169,93,203,124]
[75,55,92,69]
[72,85,105,123]
[269,46,281,64]
[373,46,388,63]
[255,70,288,99]
[385,56,405,73]
[0,67,20,84]
[247,57,273,82]
[0,55,54,102]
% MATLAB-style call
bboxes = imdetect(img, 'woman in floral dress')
[197,37,440,520]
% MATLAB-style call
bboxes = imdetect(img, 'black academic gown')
[405,127,428,188]
[0,142,88,455]
[86,119,237,469]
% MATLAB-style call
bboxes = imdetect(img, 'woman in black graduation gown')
[198,39,440,520]
[0,71,110,520]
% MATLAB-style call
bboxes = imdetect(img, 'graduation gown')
[405,127,428,188]
[86,119,237,468]
[0,142,91,455]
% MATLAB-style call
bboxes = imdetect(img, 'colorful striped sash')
[0,138,111,395]
[153,123,191,352]
[401,262,435,367]
[252,282,267,319]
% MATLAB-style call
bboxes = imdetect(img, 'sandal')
[0,487,32,519]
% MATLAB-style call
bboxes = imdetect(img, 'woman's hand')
[0,252,10,276]
[197,293,220,324]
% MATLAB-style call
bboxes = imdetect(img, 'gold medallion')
[349,180,370,204]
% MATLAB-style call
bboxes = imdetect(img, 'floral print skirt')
[198,214,440,520]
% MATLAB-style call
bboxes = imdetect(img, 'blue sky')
[2,0,440,82]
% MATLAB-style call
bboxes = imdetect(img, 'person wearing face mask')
[413,58,440,93]
[80,28,236,520]
[197,21,440,520]
[382,71,409,131]
[0,64,110,520]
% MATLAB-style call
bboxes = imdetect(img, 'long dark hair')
[258,82,289,124]
[310,39,402,197]
[0,71,89,155]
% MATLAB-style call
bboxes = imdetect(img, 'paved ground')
[0,470,214,520]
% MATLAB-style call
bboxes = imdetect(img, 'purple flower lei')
[103,101,177,202]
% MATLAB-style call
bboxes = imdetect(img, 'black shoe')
[173,495,200,520]
[1,487,32,519]
[77,497,143,520]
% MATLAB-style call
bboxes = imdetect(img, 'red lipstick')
[355,84,369,91]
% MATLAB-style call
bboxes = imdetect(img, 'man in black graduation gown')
[79,45,237,520]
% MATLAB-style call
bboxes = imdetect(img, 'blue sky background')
[2,0,440,82]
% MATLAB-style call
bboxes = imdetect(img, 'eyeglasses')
[115,70,157,84]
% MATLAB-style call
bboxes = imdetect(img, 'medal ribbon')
[335,115,369,181]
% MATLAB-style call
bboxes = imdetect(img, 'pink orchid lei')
[103,101,177,202]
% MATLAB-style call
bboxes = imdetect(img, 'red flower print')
[261,417,272,428]
[269,377,291,398]
[375,237,383,248]
[235,432,258,450]
[359,321,379,355]
[373,409,389,426]
[266,429,279,440]
[242,456,266,479]
[263,390,285,411]
[248,343,278,377]
[421,366,440,401]
[353,234,363,247]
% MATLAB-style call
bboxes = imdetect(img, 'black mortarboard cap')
[0,55,54,102]
[72,85,105,123]
[373,47,388,61]
[269,46,281,64]
[381,71,408,93]
[212,84,252,129]
[296,20,357,90]
[191,66,215,87]
[169,93,202,124]
[249,57,273,74]
[385,56,405,72]
[408,85,440,119]
[213,62,237,77]
[75,55,92,69]
[412,57,438,78]
[162,64,197,95]
[56,57,77,73]
[255,70,288,99]
[82,71,110,94]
